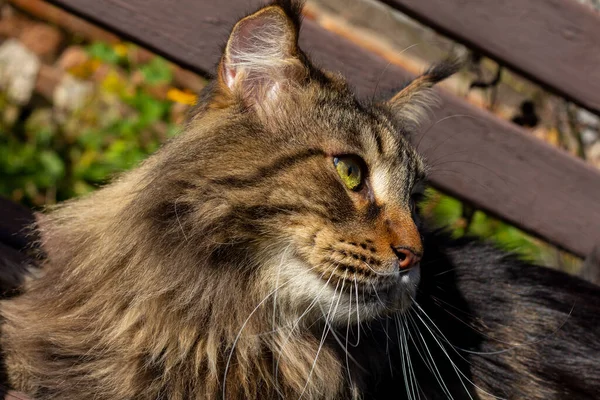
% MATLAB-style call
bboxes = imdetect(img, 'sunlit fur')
[387,62,458,131]
[0,2,450,399]
[2,2,600,399]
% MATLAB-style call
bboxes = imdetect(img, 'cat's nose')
[391,246,421,270]
[384,211,423,270]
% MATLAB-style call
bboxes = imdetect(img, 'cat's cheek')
[401,265,421,303]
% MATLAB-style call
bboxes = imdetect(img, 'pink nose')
[392,247,421,270]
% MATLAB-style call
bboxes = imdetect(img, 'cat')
[1,1,599,399]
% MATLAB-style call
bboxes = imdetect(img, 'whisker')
[381,318,394,377]
[327,326,368,374]
[427,170,494,193]
[274,266,337,388]
[257,270,331,338]
[173,197,189,243]
[404,312,437,377]
[426,149,472,168]
[345,277,353,376]
[223,286,279,399]
[223,262,320,398]
[431,295,576,355]
[405,310,455,399]
[318,270,367,376]
[416,114,480,153]
[429,160,509,187]
[370,281,389,310]
[371,43,421,104]
[298,275,344,399]
[395,314,413,400]
[412,299,506,400]
[371,61,393,104]
[361,259,398,276]
[272,244,290,336]
[411,308,475,399]
[401,314,421,400]
[349,275,361,347]
[433,268,456,277]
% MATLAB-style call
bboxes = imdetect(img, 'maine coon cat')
[1,1,599,399]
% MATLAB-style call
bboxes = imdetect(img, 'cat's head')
[140,1,458,326]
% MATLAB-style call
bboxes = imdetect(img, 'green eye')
[334,156,364,191]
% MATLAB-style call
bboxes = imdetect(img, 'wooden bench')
[1,0,599,262]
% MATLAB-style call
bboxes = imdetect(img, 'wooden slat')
[381,0,600,115]
[45,0,600,257]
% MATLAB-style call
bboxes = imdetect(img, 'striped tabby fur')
[1,1,451,398]
[7,1,597,400]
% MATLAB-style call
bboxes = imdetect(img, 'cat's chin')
[263,252,421,325]
[371,266,421,315]
[324,265,421,325]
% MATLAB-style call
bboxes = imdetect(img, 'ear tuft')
[422,58,462,86]
[387,58,462,130]
[217,1,307,109]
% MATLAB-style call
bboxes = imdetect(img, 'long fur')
[0,1,599,400]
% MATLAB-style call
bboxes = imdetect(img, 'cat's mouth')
[270,250,419,326]
[311,259,421,320]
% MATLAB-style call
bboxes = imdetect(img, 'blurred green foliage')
[0,41,180,206]
[87,42,122,65]
[140,58,173,85]
[421,188,543,260]
[421,188,580,271]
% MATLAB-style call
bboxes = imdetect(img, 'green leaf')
[39,150,65,180]
[139,57,173,85]
[77,128,104,149]
[87,42,120,64]
[127,92,169,127]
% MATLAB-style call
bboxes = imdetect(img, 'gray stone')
[0,39,40,105]
[53,74,93,114]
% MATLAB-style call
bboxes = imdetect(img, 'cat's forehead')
[316,97,425,169]
[301,94,427,198]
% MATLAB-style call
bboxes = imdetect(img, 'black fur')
[349,230,600,399]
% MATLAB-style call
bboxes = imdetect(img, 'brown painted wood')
[381,0,600,115]
[43,0,600,257]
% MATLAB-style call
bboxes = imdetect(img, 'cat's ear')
[386,59,461,130]
[216,1,307,109]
